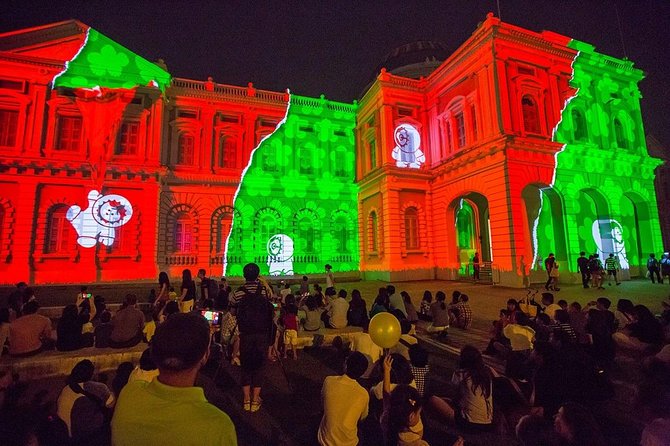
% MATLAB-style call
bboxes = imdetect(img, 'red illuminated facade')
[357,15,576,286]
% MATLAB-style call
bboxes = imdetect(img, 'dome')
[374,40,451,79]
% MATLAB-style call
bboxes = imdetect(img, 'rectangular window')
[456,112,466,148]
[0,109,18,147]
[56,116,82,151]
[471,105,478,141]
[116,121,140,155]
[369,140,377,169]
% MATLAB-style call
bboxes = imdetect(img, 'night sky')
[2,0,669,147]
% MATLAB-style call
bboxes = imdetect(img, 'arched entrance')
[619,192,657,276]
[450,193,491,277]
[522,185,567,271]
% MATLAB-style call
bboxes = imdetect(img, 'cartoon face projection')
[66,190,133,248]
[391,123,425,168]
[267,234,294,276]
[592,218,628,269]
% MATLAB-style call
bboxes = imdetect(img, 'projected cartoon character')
[267,234,294,276]
[66,189,133,248]
[391,123,425,168]
[592,218,628,269]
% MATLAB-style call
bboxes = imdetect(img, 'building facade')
[0,16,664,286]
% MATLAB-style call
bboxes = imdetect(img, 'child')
[418,291,432,321]
[168,286,178,301]
[408,344,430,398]
[382,355,434,446]
[282,303,299,360]
[220,302,240,365]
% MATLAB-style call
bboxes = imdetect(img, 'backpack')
[589,258,601,272]
[236,285,272,335]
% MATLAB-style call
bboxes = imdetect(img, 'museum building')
[0,14,663,287]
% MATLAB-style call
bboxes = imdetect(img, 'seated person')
[301,295,323,331]
[9,301,54,356]
[541,293,561,321]
[612,305,664,352]
[347,289,368,328]
[128,348,159,383]
[408,344,430,398]
[351,327,383,379]
[94,311,113,348]
[57,359,115,443]
[324,287,349,329]
[449,294,473,329]
[388,320,417,361]
[57,303,95,351]
[427,291,450,334]
[109,294,145,348]
[370,353,415,400]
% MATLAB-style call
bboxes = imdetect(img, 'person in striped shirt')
[604,253,621,286]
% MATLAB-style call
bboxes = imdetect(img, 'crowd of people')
[0,262,668,446]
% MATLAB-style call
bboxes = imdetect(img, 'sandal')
[243,400,251,412]
[250,399,262,413]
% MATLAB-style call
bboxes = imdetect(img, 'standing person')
[325,264,335,289]
[282,303,299,360]
[179,269,196,312]
[589,254,605,290]
[235,263,274,412]
[605,253,621,286]
[647,253,661,284]
[577,252,590,289]
[197,269,218,309]
[215,278,232,311]
[472,252,481,281]
[317,352,369,446]
[112,313,237,446]
[660,252,670,284]
[109,294,145,348]
[544,253,556,291]
[57,359,115,444]
[155,272,170,306]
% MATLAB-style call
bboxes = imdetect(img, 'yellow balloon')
[369,312,402,348]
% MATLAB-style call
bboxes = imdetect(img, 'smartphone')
[85,293,92,299]
[201,310,221,326]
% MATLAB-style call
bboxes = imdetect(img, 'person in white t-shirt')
[351,330,383,379]
[541,293,561,321]
[325,289,349,329]
[128,348,159,383]
[318,352,369,446]
[325,264,335,289]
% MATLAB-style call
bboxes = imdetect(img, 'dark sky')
[2,0,669,146]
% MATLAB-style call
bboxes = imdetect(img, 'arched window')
[333,215,349,253]
[45,205,72,253]
[218,135,237,168]
[173,212,193,253]
[521,95,540,134]
[369,211,379,252]
[404,207,419,250]
[614,118,627,148]
[177,133,194,165]
[571,109,587,141]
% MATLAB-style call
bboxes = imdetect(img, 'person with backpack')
[661,252,670,284]
[234,263,274,412]
[589,254,605,290]
[197,269,220,309]
[647,253,661,284]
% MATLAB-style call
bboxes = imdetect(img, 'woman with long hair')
[156,272,170,304]
[418,291,433,321]
[430,345,495,431]
[179,269,196,312]
[401,291,418,324]
[370,287,390,318]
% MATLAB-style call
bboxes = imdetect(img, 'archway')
[619,192,656,276]
[450,193,491,276]
[522,185,567,271]
[575,188,614,267]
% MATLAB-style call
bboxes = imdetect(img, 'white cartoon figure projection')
[391,123,425,168]
[592,219,629,269]
[267,234,294,276]
[66,190,133,248]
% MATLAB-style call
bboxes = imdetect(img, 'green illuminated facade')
[532,40,663,276]
[224,95,359,277]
